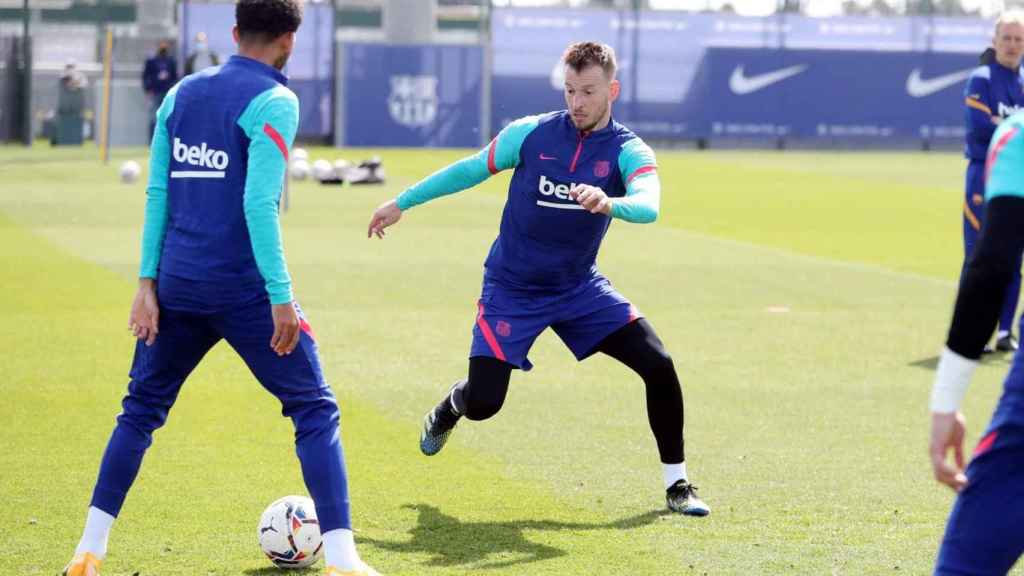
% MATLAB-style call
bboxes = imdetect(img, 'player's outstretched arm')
[368,115,542,240]
[367,199,402,239]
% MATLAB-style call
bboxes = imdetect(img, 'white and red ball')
[257,495,323,569]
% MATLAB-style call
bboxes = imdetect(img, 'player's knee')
[289,396,341,441]
[118,394,172,435]
[639,346,676,382]
[464,397,504,421]
[463,389,505,421]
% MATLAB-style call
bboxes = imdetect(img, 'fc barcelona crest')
[388,75,438,128]
[594,160,610,178]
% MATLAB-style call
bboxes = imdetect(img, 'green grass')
[0,143,1016,575]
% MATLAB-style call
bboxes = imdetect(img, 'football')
[289,158,311,181]
[119,160,141,184]
[257,495,323,569]
[312,158,335,182]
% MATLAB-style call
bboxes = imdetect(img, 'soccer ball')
[289,159,311,181]
[119,160,141,183]
[292,147,309,162]
[311,159,335,182]
[257,495,323,569]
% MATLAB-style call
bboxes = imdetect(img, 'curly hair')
[236,0,303,43]
[562,41,617,79]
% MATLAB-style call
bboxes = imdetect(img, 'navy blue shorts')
[470,274,641,371]
[935,424,1024,575]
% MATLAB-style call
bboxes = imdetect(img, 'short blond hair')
[563,42,617,80]
[995,10,1024,36]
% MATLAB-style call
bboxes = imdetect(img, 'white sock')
[322,528,361,571]
[74,507,115,559]
[663,462,688,490]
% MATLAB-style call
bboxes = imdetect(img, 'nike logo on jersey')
[728,64,807,95]
[537,174,585,210]
[906,68,974,98]
[171,137,229,178]
[539,153,557,160]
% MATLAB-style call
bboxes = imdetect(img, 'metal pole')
[480,0,492,146]
[100,27,114,163]
[21,0,31,146]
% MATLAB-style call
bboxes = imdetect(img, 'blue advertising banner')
[683,48,977,144]
[342,43,483,148]
[491,8,989,144]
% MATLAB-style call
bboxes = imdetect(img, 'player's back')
[157,55,293,312]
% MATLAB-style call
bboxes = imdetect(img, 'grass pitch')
[0,144,1016,575]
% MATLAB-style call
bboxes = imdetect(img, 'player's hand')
[270,302,301,356]
[129,278,160,346]
[930,411,968,492]
[992,115,1003,126]
[569,184,613,215]
[367,199,402,239]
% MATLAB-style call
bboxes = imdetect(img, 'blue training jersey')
[397,110,659,291]
[139,55,299,312]
[964,62,1024,161]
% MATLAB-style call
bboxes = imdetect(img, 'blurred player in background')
[63,2,378,575]
[142,39,178,141]
[367,41,710,517]
[930,109,1024,575]
[961,10,1024,353]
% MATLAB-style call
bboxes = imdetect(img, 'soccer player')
[62,2,378,576]
[961,10,1024,353]
[366,41,710,517]
[929,111,1024,573]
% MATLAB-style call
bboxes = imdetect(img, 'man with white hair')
[960,10,1024,353]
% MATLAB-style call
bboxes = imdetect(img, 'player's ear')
[609,78,621,103]
[232,26,240,44]
[280,31,296,52]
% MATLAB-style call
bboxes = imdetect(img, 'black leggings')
[454,318,685,464]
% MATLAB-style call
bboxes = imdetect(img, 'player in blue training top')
[961,10,1024,354]
[63,3,379,576]
[367,41,710,517]
[929,112,1024,574]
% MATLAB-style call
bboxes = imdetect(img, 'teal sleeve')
[611,138,660,223]
[986,117,1024,201]
[138,82,180,278]
[396,114,542,211]
[236,86,299,305]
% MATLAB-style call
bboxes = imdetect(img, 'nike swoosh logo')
[728,64,807,95]
[906,68,974,98]
[539,153,557,160]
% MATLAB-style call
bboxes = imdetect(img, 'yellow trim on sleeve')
[963,200,982,231]
[966,97,993,116]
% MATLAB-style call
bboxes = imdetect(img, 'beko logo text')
[538,174,577,199]
[173,138,229,170]
[536,175,586,210]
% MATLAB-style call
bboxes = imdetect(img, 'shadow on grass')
[244,565,319,575]
[361,503,666,571]
[909,352,1014,371]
